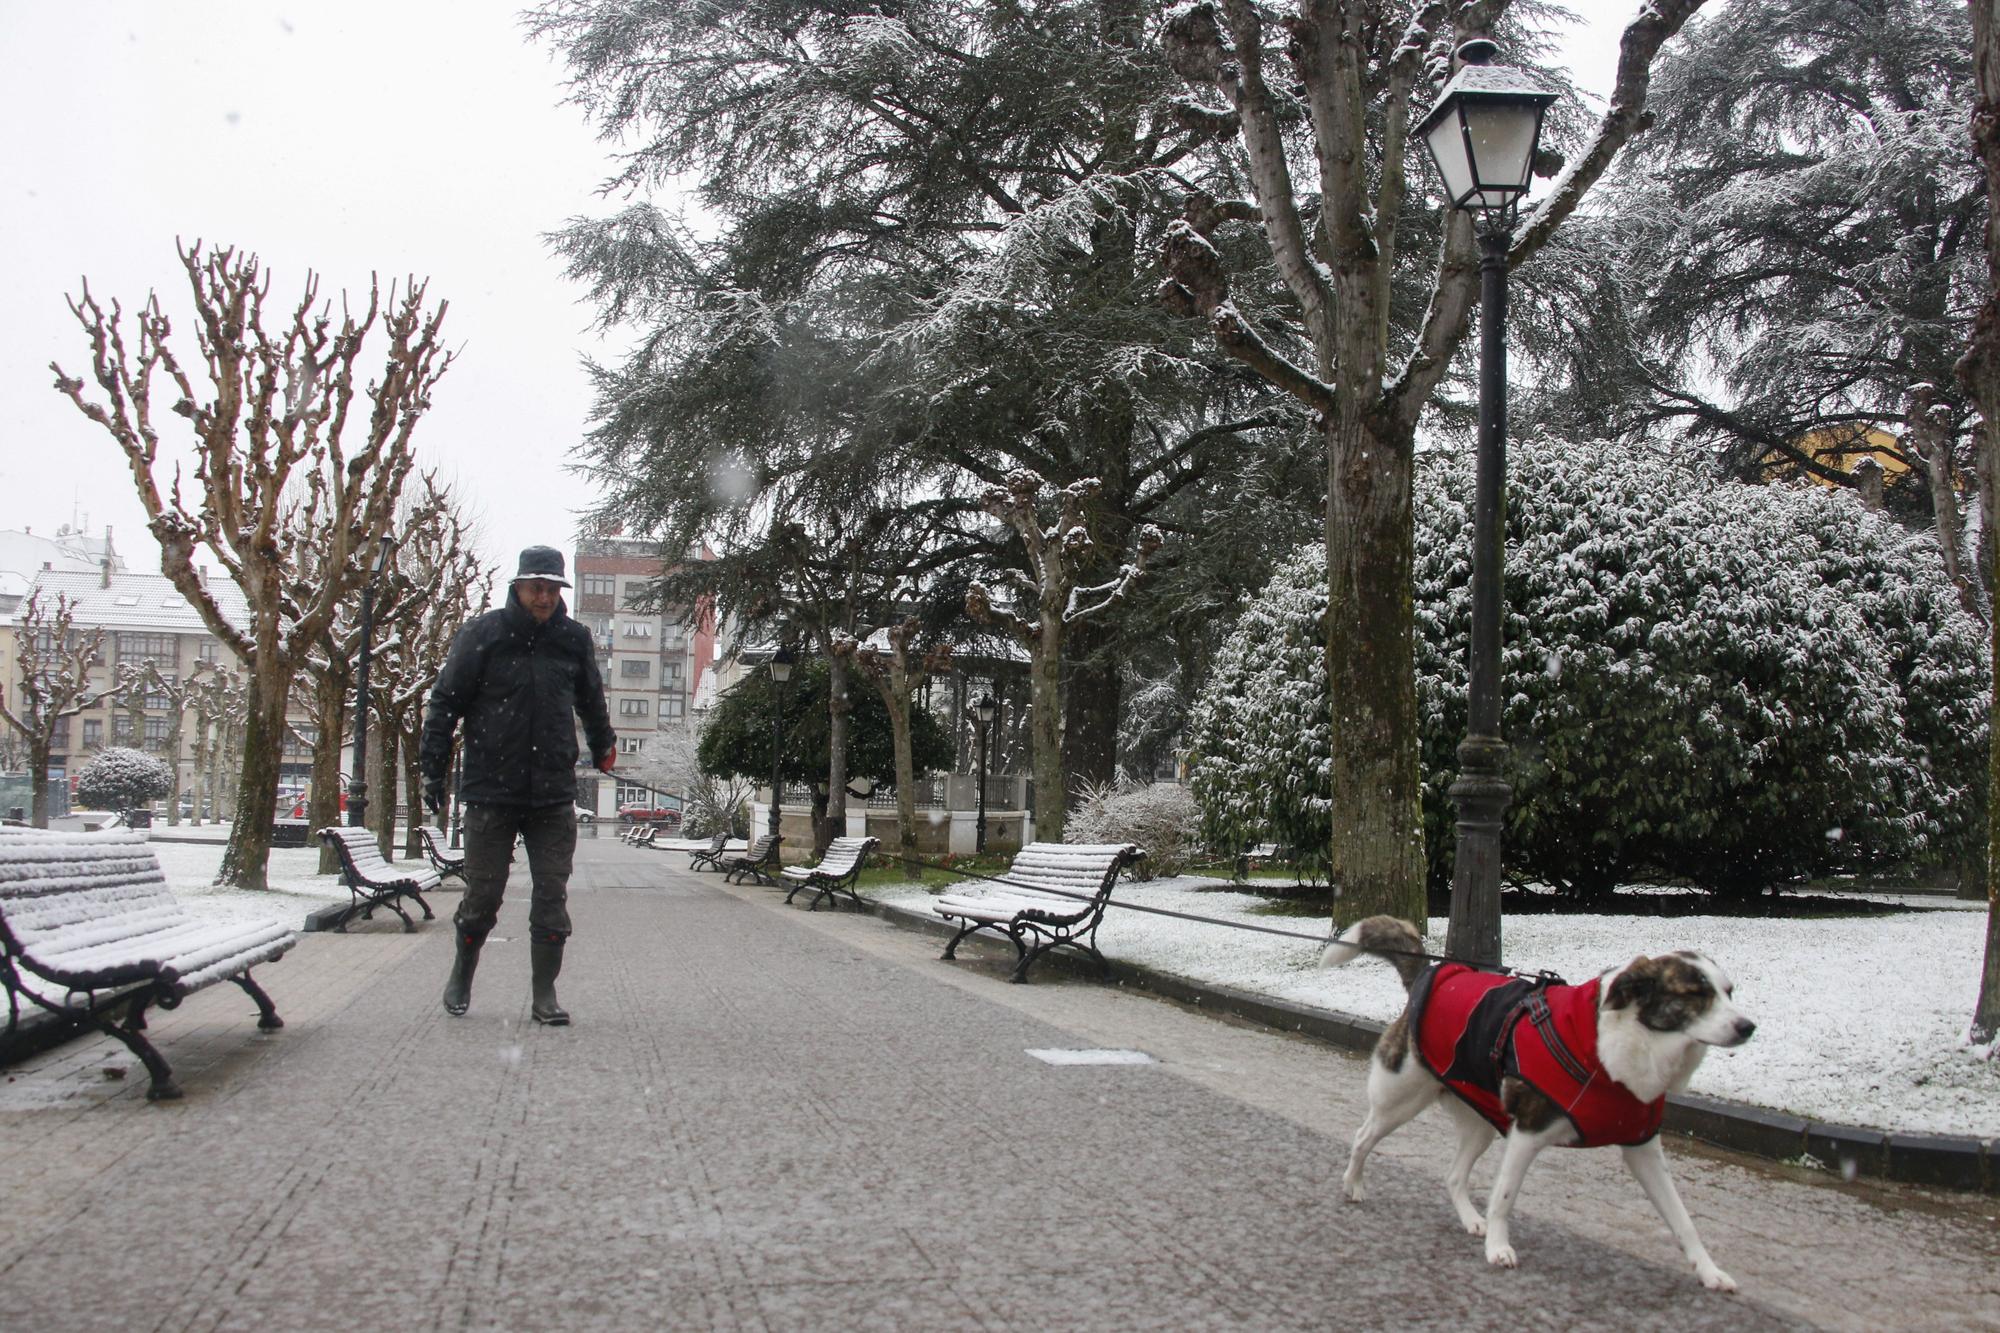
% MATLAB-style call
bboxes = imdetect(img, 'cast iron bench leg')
[231,970,285,1030]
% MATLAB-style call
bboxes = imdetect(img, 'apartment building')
[0,566,314,813]
[570,537,718,817]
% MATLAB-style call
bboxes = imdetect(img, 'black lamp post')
[1416,39,1556,968]
[347,534,397,829]
[767,644,795,841]
[973,692,996,854]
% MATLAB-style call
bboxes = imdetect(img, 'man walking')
[420,546,616,1025]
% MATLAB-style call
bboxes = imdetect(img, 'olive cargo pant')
[454,802,576,940]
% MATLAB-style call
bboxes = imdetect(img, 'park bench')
[0,827,295,1101]
[418,825,467,886]
[686,831,730,872]
[619,822,648,844]
[722,833,784,887]
[631,825,660,849]
[933,842,1144,984]
[318,826,440,933]
[780,835,879,911]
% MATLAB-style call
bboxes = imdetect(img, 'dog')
[1324,916,1755,1291]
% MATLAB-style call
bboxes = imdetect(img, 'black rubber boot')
[530,932,569,1026]
[443,927,484,1016]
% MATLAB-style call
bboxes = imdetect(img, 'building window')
[57,718,76,748]
[663,620,687,648]
[615,783,652,806]
[620,658,651,680]
[617,736,645,755]
[662,694,686,721]
[623,620,654,638]
[582,574,615,598]
[661,659,685,690]
[112,716,136,743]
[618,697,651,717]
[116,632,174,667]
[199,638,221,662]
[144,718,169,746]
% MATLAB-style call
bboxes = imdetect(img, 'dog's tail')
[1320,916,1428,990]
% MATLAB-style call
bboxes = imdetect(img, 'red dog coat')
[1409,963,1664,1148]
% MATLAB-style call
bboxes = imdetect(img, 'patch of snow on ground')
[865,874,2000,1139]
[147,835,351,933]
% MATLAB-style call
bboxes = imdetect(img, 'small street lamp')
[973,692,996,854]
[347,534,397,830]
[767,644,795,841]
[1416,38,1557,968]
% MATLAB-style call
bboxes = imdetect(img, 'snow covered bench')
[418,824,466,885]
[318,826,439,933]
[723,833,784,886]
[933,842,1144,984]
[780,835,878,911]
[0,827,295,1101]
[686,831,729,871]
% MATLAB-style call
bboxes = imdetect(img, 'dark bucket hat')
[511,545,572,588]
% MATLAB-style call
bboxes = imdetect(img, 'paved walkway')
[1,839,1995,1331]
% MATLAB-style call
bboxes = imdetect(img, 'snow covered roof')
[26,569,249,635]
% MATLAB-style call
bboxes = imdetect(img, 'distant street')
[0,836,1994,1331]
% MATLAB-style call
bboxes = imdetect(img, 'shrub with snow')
[1189,436,1990,899]
[1067,778,1204,878]
[74,746,174,814]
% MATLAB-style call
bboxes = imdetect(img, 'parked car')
[617,803,681,827]
[573,804,596,825]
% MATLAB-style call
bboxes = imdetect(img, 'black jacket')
[419,587,616,807]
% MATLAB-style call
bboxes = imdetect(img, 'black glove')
[424,780,445,815]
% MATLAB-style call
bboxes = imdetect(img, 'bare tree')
[0,591,114,826]
[1159,1,1706,918]
[186,663,241,828]
[967,471,1160,840]
[1958,0,2000,1045]
[54,241,453,889]
[852,618,954,879]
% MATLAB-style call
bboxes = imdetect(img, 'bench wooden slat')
[932,841,1142,983]
[318,827,439,933]
[0,827,295,1101]
[778,836,878,911]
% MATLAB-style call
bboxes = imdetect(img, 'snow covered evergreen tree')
[1190,436,1990,902]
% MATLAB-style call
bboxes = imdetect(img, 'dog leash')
[874,851,1530,977]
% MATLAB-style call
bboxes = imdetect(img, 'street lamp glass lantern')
[974,692,996,724]
[1416,40,1557,215]
[769,644,795,684]
[370,533,396,577]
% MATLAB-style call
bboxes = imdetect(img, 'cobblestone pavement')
[1,837,1995,1331]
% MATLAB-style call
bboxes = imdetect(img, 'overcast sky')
[0,2,1629,599]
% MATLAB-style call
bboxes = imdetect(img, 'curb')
[852,891,1994,1196]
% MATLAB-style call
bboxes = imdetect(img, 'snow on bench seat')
[318,826,440,933]
[779,835,878,911]
[933,842,1143,983]
[0,827,295,1101]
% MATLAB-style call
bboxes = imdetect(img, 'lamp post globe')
[347,533,397,831]
[767,644,795,841]
[1416,40,1555,968]
[973,692,996,854]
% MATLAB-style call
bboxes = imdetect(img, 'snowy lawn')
[148,833,352,932]
[863,874,2000,1140]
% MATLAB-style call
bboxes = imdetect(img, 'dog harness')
[1409,963,1664,1147]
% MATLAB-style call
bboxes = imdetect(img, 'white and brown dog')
[1324,916,1755,1292]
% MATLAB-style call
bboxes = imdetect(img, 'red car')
[617,804,682,827]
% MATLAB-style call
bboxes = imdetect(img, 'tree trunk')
[821,654,851,856]
[28,737,51,828]
[882,670,921,880]
[1325,414,1428,926]
[218,672,289,890]
[310,670,347,872]
[163,712,186,826]
[1061,618,1121,798]
[370,707,398,858]
[1963,0,2000,1044]
[403,721,426,856]
[1029,607,1066,842]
